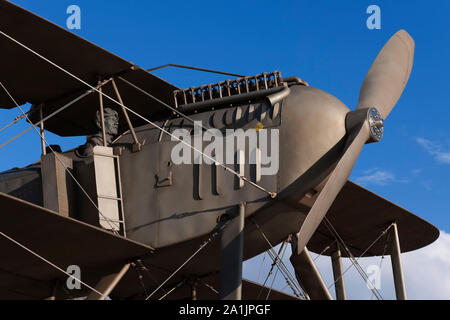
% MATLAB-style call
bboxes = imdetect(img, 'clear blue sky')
[2,0,450,236]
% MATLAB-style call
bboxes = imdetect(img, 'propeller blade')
[357,30,415,119]
[295,120,370,255]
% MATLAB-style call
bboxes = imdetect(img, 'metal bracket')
[132,142,142,153]
[155,171,173,188]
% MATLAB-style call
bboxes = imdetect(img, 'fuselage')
[0,83,351,277]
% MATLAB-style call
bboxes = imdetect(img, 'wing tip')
[395,29,415,53]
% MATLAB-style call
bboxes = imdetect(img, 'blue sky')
[2,1,450,298]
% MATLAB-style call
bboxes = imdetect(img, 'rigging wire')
[117,76,212,131]
[324,217,393,300]
[158,280,185,300]
[264,239,306,299]
[147,63,247,78]
[324,217,384,300]
[370,229,391,300]
[0,87,95,151]
[144,219,229,300]
[200,279,219,295]
[0,80,121,234]
[0,230,104,297]
[266,240,289,300]
[257,240,285,299]
[251,220,305,299]
[0,28,276,198]
[136,260,168,295]
[313,240,336,263]
[131,262,149,298]
[257,252,267,283]
[0,109,32,134]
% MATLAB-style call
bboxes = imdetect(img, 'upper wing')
[0,1,178,136]
[0,192,153,299]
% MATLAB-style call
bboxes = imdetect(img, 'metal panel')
[41,152,75,217]
[93,146,121,231]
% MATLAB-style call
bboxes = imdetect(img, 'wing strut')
[390,222,407,300]
[86,263,131,300]
[330,244,347,300]
[219,202,245,300]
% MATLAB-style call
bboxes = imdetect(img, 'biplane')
[0,0,438,300]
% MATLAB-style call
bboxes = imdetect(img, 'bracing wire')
[251,220,305,299]
[0,80,121,234]
[257,252,267,283]
[266,240,289,300]
[370,229,390,300]
[144,219,228,300]
[324,217,393,300]
[257,241,285,299]
[0,28,276,198]
[0,230,105,297]
[158,280,185,300]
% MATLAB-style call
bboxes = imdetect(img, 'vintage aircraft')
[0,0,439,300]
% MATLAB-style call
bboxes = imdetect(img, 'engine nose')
[277,85,350,191]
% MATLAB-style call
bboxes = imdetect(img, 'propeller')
[293,30,415,255]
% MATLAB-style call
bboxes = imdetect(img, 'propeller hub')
[367,107,384,142]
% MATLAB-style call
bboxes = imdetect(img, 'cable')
[266,240,289,300]
[131,262,149,297]
[252,220,305,298]
[147,63,247,78]
[370,230,390,300]
[324,218,383,300]
[145,239,210,300]
[144,220,228,300]
[136,260,168,295]
[158,280,185,300]
[0,110,31,133]
[0,80,121,234]
[257,252,266,283]
[313,240,336,263]
[0,231,104,297]
[257,240,285,299]
[0,28,276,198]
[324,218,393,300]
[118,76,212,131]
[265,242,305,299]
[200,279,219,295]
[0,88,92,150]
